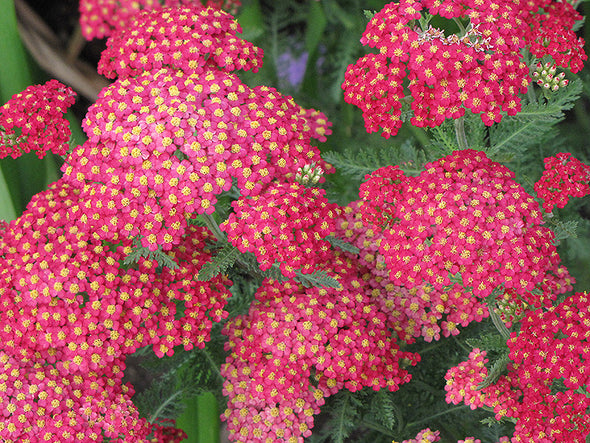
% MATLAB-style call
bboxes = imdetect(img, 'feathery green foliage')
[323,140,425,181]
[197,242,241,281]
[326,234,360,254]
[122,236,179,270]
[487,79,583,158]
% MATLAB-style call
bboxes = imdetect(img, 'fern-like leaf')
[295,269,342,289]
[488,79,582,157]
[323,141,424,181]
[326,235,360,254]
[478,351,510,390]
[122,237,179,270]
[550,218,578,241]
[197,242,241,281]
[330,391,363,443]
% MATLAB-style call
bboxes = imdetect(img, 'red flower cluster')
[63,7,331,251]
[98,7,260,79]
[534,152,590,213]
[0,180,232,439]
[221,251,419,442]
[360,150,562,303]
[79,0,241,40]
[221,182,338,277]
[335,201,488,343]
[342,0,531,137]
[444,348,488,410]
[524,0,586,73]
[447,292,590,442]
[342,0,587,138]
[0,80,76,159]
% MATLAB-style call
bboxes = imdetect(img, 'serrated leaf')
[326,235,360,254]
[197,242,241,281]
[488,79,582,157]
[122,237,179,270]
[477,351,510,389]
[551,219,578,241]
[294,269,342,289]
[323,142,425,181]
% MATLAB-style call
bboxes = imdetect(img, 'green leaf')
[326,235,360,254]
[477,351,510,390]
[122,237,179,270]
[197,242,241,281]
[330,391,363,443]
[294,269,341,289]
[488,79,583,157]
[323,141,425,181]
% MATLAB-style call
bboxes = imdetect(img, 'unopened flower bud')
[295,162,324,186]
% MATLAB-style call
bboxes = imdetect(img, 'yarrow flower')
[63,7,331,251]
[360,149,563,303]
[0,80,76,159]
[534,152,590,213]
[98,6,260,79]
[0,179,232,439]
[79,0,242,40]
[221,250,419,442]
[221,182,338,277]
[446,293,590,443]
[393,428,441,443]
[334,200,488,343]
[444,348,488,410]
[342,0,586,138]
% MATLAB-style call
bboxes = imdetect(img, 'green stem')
[196,392,219,443]
[454,116,468,150]
[201,213,227,242]
[489,306,511,341]
[452,17,467,37]
[405,404,471,429]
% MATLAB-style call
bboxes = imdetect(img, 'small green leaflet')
[122,237,179,270]
[326,235,360,254]
[197,242,241,281]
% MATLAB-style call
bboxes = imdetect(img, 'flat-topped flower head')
[98,6,261,79]
[334,201,488,343]
[534,152,590,213]
[360,150,563,302]
[452,292,590,442]
[0,352,154,441]
[80,0,242,40]
[221,182,338,277]
[63,64,330,250]
[0,180,232,367]
[342,0,586,138]
[0,80,76,159]
[221,251,418,442]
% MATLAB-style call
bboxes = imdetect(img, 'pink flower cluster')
[359,150,563,303]
[0,179,230,440]
[221,251,419,442]
[446,293,590,442]
[98,7,260,78]
[79,0,242,40]
[525,0,587,73]
[444,348,488,410]
[0,80,75,159]
[342,0,587,138]
[394,428,440,443]
[334,201,488,343]
[534,152,590,213]
[222,182,338,277]
[63,6,331,251]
